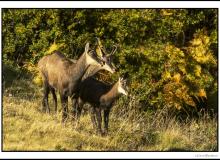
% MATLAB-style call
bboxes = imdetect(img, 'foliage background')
[3,9,217,115]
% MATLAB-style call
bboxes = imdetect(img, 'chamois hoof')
[101,130,109,137]
[102,131,108,136]
[101,132,108,137]
[97,131,106,137]
[46,110,50,114]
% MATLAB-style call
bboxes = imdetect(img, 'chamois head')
[84,42,108,70]
[102,44,117,73]
[117,77,128,96]
[92,38,117,73]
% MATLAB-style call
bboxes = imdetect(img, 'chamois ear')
[119,77,123,82]
[85,42,89,53]
[120,76,127,85]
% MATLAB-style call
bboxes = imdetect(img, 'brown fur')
[38,50,90,121]
[38,43,116,123]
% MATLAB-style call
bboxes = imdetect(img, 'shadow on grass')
[3,62,31,88]
[3,62,41,100]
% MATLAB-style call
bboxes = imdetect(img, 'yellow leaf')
[198,89,207,98]
[191,38,202,46]
[174,103,181,110]
[47,42,65,55]
[33,75,42,86]
[161,9,173,16]
[173,73,181,83]
[163,71,171,80]
[47,43,59,54]
[194,65,201,77]
[178,65,186,74]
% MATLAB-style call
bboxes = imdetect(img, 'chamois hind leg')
[50,87,57,113]
[42,81,50,113]
[103,108,110,135]
[95,106,103,135]
[71,96,77,122]
[90,107,98,131]
[60,93,68,123]
[74,98,83,128]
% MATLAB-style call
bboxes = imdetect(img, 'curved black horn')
[109,44,117,56]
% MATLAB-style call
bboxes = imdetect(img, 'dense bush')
[2,9,217,114]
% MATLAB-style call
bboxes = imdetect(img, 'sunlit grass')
[2,77,218,151]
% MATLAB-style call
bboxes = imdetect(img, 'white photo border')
[0,1,219,159]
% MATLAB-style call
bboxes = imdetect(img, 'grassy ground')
[2,67,218,151]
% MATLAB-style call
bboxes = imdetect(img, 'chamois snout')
[118,77,128,96]
[102,62,116,74]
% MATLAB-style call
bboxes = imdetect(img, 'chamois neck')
[103,82,121,102]
[81,65,101,81]
[75,52,87,68]
[69,52,89,80]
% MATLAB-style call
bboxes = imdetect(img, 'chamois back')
[79,77,112,105]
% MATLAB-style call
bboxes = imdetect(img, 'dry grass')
[2,76,218,151]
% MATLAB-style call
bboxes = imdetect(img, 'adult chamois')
[38,42,115,122]
[75,76,128,136]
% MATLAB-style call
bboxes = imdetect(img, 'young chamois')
[37,42,115,122]
[76,77,128,135]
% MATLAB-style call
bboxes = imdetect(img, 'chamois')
[38,42,115,122]
[71,44,117,121]
[76,77,128,135]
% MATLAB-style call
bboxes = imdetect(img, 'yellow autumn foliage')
[165,44,184,57]
[194,65,201,77]
[173,73,181,83]
[46,42,65,55]
[23,62,38,74]
[178,64,186,74]
[188,29,217,65]
[198,89,207,98]
[163,71,171,80]
[191,38,203,46]
[161,9,173,16]
[33,75,43,86]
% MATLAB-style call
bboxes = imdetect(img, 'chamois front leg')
[74,97,83,129]
[42,81,50,113]
[71,97,77,122]
[90,107,98,131]
[60,92,68,123]
[95,106,103,136]
[103,108,110,135]
[50,87,57,113]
